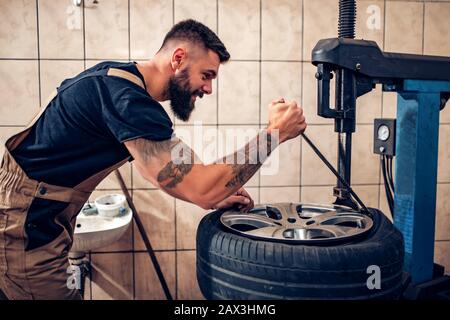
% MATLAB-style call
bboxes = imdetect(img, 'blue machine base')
[392,80,450,285]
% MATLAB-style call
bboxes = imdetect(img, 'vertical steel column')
[333,0,357,205]
[394,80,450,284]
[333,68,357,207]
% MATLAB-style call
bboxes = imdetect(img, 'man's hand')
[267,97,307,143]
[213,188,254,212]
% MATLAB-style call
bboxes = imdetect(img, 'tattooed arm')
[125,99,307,209]
[124,129,276,209]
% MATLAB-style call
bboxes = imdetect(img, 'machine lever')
[301,132,370,215]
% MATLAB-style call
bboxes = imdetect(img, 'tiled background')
[0,0,449,300]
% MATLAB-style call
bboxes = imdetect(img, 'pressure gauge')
[374,119,396,156]
[377,125,390,141]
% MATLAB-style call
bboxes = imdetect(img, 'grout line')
[128,0,131,62]
[258,0,262,201]
[260,183,384,187]
[0,58,42,61]
[229,59,304,63]
[216,0,220,160]
[300,0,305,201]
[0,125,27,128]
[382,0,387,52]
[127,4,135,299]
[378,0,387,210]
[0,58,306,62]
[82,0,86,70]
[127,103,136,301]
[173,122,378,127]
[35,0,41,108]
[173,0,177,300]
[89,180,450,192]
[0,123,383,127]
[174,250,178,300]
[0,57,313,63]
[422,1,425,54]
[228,59,305,62]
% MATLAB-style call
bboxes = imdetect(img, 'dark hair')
[160,19,230,62]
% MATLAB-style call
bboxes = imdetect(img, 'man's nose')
[202,81,213,95]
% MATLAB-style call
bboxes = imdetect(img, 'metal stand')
[114,170,173,300]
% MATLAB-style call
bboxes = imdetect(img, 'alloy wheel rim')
[219,203,374,244]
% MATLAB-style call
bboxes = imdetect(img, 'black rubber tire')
[196,207,405,300]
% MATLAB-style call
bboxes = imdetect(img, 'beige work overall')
[0,68,145,299]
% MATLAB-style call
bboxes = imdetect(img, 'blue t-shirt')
[12,61,173,187]
[10,61,173,250]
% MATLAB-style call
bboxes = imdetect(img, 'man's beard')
[168,68,201,122]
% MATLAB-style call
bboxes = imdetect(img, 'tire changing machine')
[311,0,450,299]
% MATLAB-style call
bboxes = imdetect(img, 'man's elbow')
[189,189,223,210]
[160,184,216,210]
[191,194,216,210]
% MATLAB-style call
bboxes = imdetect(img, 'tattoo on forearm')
[225,163,258,188]
[134,130,276,190]
[215,130,276,188]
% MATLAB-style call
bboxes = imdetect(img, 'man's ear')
[171,47,186,71]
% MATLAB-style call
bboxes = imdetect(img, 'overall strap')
[1,66,145,202]
[27,67,145,131]
[6,67,145,152]
[107,68,145,89]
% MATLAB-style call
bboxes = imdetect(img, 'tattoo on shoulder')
[157,161,194,189]
[150,138,196,189]
[133,137,196,189]
[134,138,178,163]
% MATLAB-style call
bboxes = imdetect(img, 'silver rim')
[219,203,373,244]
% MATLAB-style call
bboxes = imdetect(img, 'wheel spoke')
[244,226,283,238]
[307,211,341,224]
[221,213,281,226]
[314,225,356,237]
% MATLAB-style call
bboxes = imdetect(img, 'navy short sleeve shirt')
[12,61,174,188]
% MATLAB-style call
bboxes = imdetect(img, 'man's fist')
[213,188,254,212]
[267,97,307,143]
